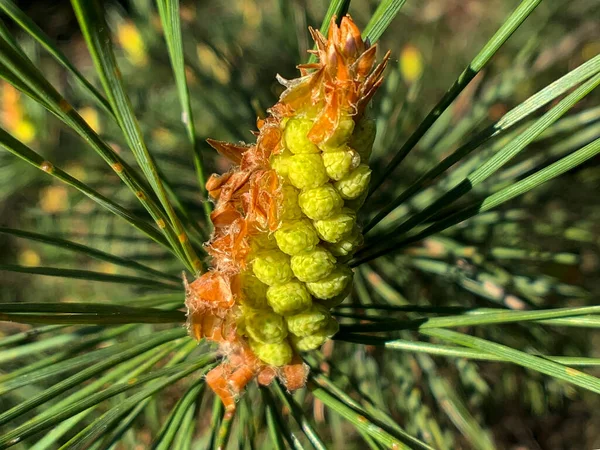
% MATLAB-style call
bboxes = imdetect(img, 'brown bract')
[185,15,387,411]
[278,16,390,145]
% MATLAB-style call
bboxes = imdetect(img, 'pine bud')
[290,246,336,282]
[191,15,389,400]
[298,184,344,220]
[313,208,356,243]
[250,339,293,366]
[245,310,288,344]
[284,118,319,154]
[306,265,353,300]
[290,318,339,352]
[287,154,328,190]
[271,148,294,181]
[321,146,361,181]
[324,226,364,257]
[274,219,319,256]
[280,184,303,220]
[266,280,312,315]
[286,303,332,337]
[334,164,372,200]
[252,249,293,286]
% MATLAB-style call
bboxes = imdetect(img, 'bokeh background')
[0,0,599,448]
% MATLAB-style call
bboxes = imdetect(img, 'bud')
[280,184,303,221]
[252,249,294,286]
[321,146,361,181]
[284,118,319,154]
[334,164,372,200]
[287,154,329,189]
[306,265,353,300]
[271,149,294,181]
[245,310,288,344]
[274,219,319,256]
[298,184,344,220]
[313,208,356,243]
[188,15,389,403]
[250,339,293,366]
[267,280,313,315]
[286,303,332,337]
[324,226,364,257]
[290,318,339,351]
[290,246,336,282]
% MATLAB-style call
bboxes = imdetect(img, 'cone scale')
[185,15,389,411]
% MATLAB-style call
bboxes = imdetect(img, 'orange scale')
[210,204,242,230]
[281,358,310,391]
[206,366,237,412]
[228,365,259,395]
[257,366,278,386]
[215,171,252,205]
[185,271,234,311]
[206,138,248,165]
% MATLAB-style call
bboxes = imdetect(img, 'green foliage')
[0,0,599,448]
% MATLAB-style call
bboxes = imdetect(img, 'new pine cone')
[184,15,389,411]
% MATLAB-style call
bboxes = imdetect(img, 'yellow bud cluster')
[235,115,375,365]
[193,15,389,409]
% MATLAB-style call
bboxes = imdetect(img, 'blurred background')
[0,0,599,448]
